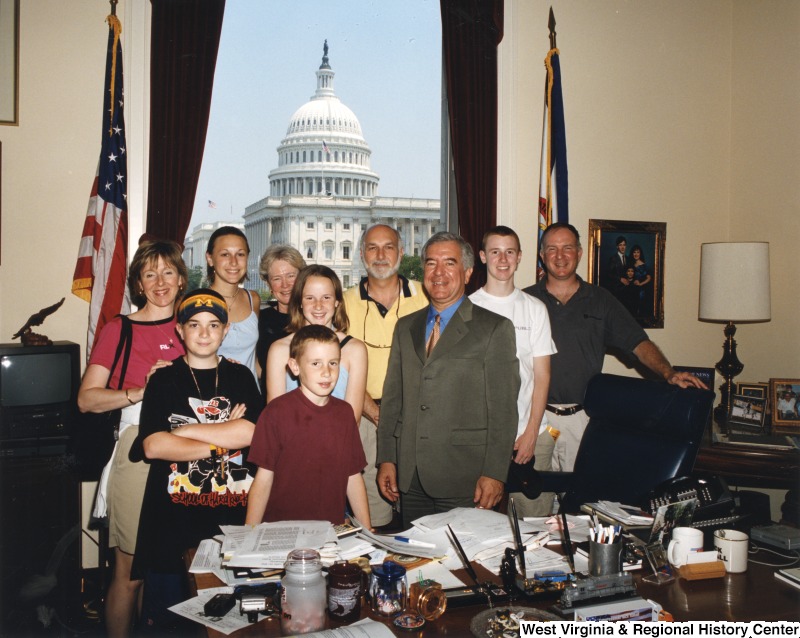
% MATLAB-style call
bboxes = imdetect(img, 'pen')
[393,537,436,548]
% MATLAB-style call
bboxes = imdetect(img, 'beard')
[366,260,400,280]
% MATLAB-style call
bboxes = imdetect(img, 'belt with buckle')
[546,404,584,416]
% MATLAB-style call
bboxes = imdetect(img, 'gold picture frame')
[587,219,667,328]
[770,378,800,430]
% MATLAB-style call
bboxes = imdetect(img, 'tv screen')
[1,352,73,407]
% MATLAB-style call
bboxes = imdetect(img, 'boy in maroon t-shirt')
[246,325,372,528]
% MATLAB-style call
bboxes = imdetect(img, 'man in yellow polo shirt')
[344,224,429,527]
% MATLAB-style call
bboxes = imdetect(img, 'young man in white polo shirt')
[469,226,558,516]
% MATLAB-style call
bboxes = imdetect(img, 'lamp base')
[714,321,744,434]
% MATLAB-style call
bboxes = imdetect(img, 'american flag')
[71,15,131,357]
[537,47,569,276]
[322,140,330,155]
[208,200,217,209]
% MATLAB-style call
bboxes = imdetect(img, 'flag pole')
[109,0,117,16]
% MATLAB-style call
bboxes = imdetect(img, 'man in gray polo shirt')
[524,222,706,479]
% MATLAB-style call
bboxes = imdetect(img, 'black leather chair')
[507,373,715,513]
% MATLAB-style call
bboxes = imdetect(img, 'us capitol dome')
[243,41,440,289]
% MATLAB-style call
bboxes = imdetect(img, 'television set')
[0,341,81,457]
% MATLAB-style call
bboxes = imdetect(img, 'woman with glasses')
[256,245,307,396]
[265,265,367,423]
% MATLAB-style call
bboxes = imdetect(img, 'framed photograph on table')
[737,382,769,400]
[770,379,800,429]
[587,219,666,328]
[728,394,767,433]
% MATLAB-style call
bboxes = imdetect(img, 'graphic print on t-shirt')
[164,394,253,503]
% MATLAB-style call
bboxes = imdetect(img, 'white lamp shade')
[699,242,771,322]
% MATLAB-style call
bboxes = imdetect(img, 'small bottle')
[370,561,407,617]
[281,548,326,635]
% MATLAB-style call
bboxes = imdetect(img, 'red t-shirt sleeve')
[87,318,123,370]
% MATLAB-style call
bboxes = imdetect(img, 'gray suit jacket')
[377,298,520,498]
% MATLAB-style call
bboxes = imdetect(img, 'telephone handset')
[648,474,735,523]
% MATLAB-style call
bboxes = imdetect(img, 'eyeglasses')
[361,298,400,349]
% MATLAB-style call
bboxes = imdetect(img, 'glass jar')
[370,561,407,617]
[281,548,326,635]
[327,560,362,623]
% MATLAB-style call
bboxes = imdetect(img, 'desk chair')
[507,373,715,513]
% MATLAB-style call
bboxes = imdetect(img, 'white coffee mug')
[714,529,749,573]
[667,526,704,567]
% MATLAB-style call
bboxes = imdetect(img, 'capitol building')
[240,43,441,290]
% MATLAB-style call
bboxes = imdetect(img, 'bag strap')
[107,315,134,391]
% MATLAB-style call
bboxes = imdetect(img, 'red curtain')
[146,0,226,245]
[440,0,503,290]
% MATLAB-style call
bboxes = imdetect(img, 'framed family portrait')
[770,379,800,429]
[587,219,666,328]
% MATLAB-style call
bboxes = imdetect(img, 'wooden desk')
[188,557,800,636]
[695,441,800,489]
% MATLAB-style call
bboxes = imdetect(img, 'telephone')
[647,474,737,527]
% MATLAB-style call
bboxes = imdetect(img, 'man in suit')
[606,235,631,297]
[376,232,520,526]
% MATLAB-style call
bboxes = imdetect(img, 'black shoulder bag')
[71,316,134,482]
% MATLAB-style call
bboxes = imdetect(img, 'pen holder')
[588,540,623,577]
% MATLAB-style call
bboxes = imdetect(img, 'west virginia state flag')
[537,48,569,267]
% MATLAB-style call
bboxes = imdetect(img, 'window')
[325,245,333,260]
[343,245,350,259]
[325,222,333,230]
[307,221,315,229]
[343,275,350,288]
[307,246,314,258]
[343,223,350,230]
[188,2,442,271]
[414,225,419,233]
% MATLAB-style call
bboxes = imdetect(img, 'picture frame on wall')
[0,0,20,125]
[728,394,767,433]
[587,219,666,328]
[770,379,800,429]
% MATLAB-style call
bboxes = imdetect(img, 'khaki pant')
[510,425,558,518]
[358,415,394,526]
[107,425,149,554]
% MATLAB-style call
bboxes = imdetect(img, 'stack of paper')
[219,521,339,569]
[582,501,654,528]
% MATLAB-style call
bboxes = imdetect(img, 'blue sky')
[190,0,442,230]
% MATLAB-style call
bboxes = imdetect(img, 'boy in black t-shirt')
[133,288,262,633]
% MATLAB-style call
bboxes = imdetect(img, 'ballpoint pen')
[392,537,436,548]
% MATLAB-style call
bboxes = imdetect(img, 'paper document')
[221,521,337,569]
[302,618,395,638]
[189,538,222,573]
[169,588,251,636]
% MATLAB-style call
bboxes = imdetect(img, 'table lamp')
[698,242,771,429]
